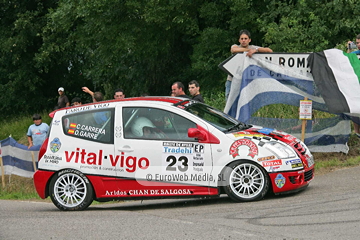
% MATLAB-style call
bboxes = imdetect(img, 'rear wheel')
[49,169,93,211]
[224,160,269,202]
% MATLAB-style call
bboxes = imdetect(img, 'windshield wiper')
[225,122,249,133]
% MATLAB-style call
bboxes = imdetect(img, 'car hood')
[225,125,299,145]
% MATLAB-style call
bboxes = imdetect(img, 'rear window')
[62,108,114,144]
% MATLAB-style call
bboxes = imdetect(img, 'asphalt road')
[1,166,360,240]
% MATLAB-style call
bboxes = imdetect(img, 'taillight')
[38,138,49,161]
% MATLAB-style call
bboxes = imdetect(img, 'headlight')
[265,141,297,159]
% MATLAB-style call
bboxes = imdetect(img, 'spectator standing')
[188,80,204,103]
[347,35,360,54]
[57,87,69,109]
[114,88,125,99]
[71,97,82,106]
[171,82,190,98]
[93,92,104,102]
[91,92,107,125]
[347,35,360,138]
[27,114,49,149]
[226,30,273,100]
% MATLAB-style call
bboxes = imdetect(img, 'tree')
[2,0,360,117]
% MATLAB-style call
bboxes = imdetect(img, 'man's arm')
[231,45,250,54]
[27,136,33,149]
[246,47,273,57]
[82,87,94,97]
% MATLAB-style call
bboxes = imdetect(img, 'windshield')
[184,103,243,132]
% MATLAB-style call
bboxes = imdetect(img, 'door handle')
[118,145,134,152]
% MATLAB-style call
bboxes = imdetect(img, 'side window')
[123,107,197,141]
[62,109,114,143]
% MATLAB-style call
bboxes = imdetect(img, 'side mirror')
[188,125,220,144]
[188,128,206,141]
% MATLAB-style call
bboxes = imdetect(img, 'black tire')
[223,160,269,202]
[49,169,94,211]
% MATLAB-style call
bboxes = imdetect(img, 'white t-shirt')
[227,44,260,81]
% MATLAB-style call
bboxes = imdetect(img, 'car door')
[114,102,215,197]
[57,105,119,198]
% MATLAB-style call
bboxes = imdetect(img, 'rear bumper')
[33,170,54,199]
[269,166,314,194]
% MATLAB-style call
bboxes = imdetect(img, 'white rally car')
[34,97,314,211]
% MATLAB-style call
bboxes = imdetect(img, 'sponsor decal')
[269,166,280,172]
[93,103,110,108]
[163,146,193,154]
[229,139,259,158]
[65,148,150,173]
[275,173,286,188]
[285,159,303,168]
[162,142,205,172]
[257,128,274,135]
[232,132,264,138]
[52,120,61,126]
[105,189,192,196]
[67,122,106,140]
[65,105,93,114]
[43,154,63,164]
[257,155,276,162]
[50,138,61,153]
[262,159,282,167]
[64,104,110,114]
[283,134,297,142]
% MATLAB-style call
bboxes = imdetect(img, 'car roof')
[49,96,189,118]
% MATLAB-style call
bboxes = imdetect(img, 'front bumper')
[269,166,314,194]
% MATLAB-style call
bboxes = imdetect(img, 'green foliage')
[1,0,360,116]
[0,111,52,144]
[260,0,360,52]
[314,156,360,171]
[203,90,226,110]
[254,104,337,119]
[0,175,40,200]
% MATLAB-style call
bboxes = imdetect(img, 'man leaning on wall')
[226,29,273,100]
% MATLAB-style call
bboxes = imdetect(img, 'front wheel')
[223,160,269,202]
[49,169,93,211]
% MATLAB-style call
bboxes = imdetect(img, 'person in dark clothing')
[171,82,190,99]
[71,97,82,106]
[57,87,69,109]
[188,80,204,103]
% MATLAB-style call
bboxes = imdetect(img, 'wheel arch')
[218,159,271,201]
[48,168,96,210]
[218,159,265,190]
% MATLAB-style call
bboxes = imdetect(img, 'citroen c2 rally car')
[33,97,314,211]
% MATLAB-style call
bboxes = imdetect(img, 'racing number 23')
[166,155,188,172]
